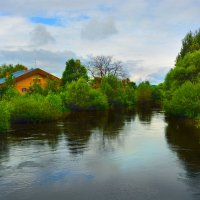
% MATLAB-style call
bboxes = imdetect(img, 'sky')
[0,0,199,84]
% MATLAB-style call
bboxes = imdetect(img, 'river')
[0,109,200,200]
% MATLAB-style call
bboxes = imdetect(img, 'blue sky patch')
[0,12,8,16]
[30,16,61,26]
[75,14,90,21]
[98,4,114,12]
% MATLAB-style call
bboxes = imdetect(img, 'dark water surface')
[0,109,200,200]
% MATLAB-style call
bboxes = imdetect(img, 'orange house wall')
[15,74,48,93]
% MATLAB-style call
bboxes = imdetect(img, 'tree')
[62,78,108,111]
[136,81,152,104]
[164,82,200,119]
[176,29,200,64]
[62,59,88,86]
[0,64,27,78]
[100,75,135,107]
[165,50,200,91]
[88,55,127,79]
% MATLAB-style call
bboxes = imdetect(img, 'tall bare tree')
[88,56,127,78]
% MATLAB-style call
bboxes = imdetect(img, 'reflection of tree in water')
[63,112,107,155]
[137,105,153,123]
[165,119,200,194]
[166,119,200,173]
[64,110,136,155]
[0,134,9,165]
[103,109,136,138]
[9,123,62,150]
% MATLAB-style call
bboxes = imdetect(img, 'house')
[0,68,61,93]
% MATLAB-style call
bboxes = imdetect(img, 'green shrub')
[45,92,63,112]
[62,78,108,111]
[136,81,152,104]
[11,94,63,123]
[27,82,44,95]
[0,101,11,132]
[100,75,135,107]
[164,82,200,119]
[2,87,20,101]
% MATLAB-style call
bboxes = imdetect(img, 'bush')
[62,78,108,111]
[100,75,135,107]
[0,101,11,132]
[11,94,63,123]
[27,82,44,95]
[136,81,152,104]
[164,82,200,119]
[2,87,20,101]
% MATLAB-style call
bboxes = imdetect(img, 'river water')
[0,109,200,200]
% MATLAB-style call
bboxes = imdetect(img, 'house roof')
[0,68,60,85]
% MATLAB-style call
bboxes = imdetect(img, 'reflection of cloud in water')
[39,170,94,185]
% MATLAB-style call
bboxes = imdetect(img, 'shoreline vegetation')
[0,29,200,132]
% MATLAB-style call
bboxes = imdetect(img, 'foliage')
[0,101,11,132]
[100,75,135,107]
[11,94,63,123]
[45,92,63,112]
[164,82,200,119]
[2,87,20,101]
[176,29,200,64]
[165,50,200,91]
[151,84,163,105]
[136,81,152,104]
[0,64,26,78]
[62,78,108,111]
[44,79,60,94]
[27,81,44,95]
[62,59,88,86]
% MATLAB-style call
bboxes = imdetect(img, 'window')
[22,88,27,92]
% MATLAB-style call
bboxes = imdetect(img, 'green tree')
[27,81,44,95]
[62,78,108,111]
[44,79,60,95]
[165,50,200,91]
[136,81,152,104]
[0,64,27,78]
[176,29,200,64]
[62,59,88,86]
[100,75,135,107]
[164,82,200,119]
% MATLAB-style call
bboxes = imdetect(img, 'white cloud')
[81,17,118,40]
[30,25,55,46]
[0,49,77,77]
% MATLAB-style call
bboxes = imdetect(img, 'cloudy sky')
[0,0,199,83]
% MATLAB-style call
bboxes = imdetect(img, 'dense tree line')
[164,29,200,119]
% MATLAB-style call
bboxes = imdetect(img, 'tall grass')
[11,93,63,123]
[0,101,11,132]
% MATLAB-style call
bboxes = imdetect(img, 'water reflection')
[1,123,63,151]
[165,119,200,197]
[63,110,136,155]
[137,105,153,124]
[0,134,9,165]
[165,119,200,173]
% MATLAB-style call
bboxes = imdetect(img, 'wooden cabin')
[0,68,61,93]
